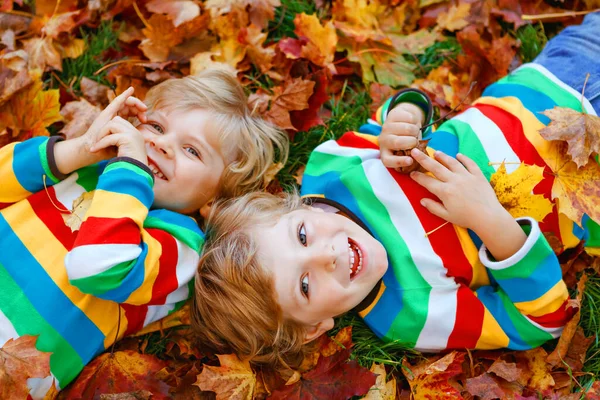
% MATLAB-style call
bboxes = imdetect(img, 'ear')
[199,200,214,220]
[303,318,335,344]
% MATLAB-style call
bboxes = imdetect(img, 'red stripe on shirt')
[527,299,574,329]
[338,132,379,150]
[122,303,148,336]
[27,189,77,249]
[473,103,561,239]
[147,228,179,305]
[389,171,474,285]
[74,216,141,246]
[446,286,485,348]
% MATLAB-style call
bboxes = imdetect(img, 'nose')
[310,244,337,272]
[147,135,174,158]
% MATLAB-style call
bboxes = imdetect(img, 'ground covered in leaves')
[1,0,600,399]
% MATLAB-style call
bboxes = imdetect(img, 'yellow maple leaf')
[294,13,338,68]
[490,162,553,223]
[364,363,396,400]
[436,3,471,32]
[0,75,63,140]
[544,142,600,226]
[62,191,95,232]
[195,354,256,400]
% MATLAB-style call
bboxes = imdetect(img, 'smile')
[348,238,363,280]
[147,159,167,180]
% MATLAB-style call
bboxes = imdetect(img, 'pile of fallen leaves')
[2,0,600,398]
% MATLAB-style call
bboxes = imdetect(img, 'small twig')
[425,221,450,237]
[94,59,144,75]
[51,71,79,99]
[420,81,478,131]
[133,1,151,30]
[581,73,590,114]
[0,9,34,17]
[522,8,600,21]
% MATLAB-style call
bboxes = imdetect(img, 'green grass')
[267,0,318,42]
[276,81,373,191]
[416,38,461,77]
[580,274,600,388]
[516,23,548,63]
[48,20,122,93]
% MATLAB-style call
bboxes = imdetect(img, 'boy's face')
[254,206,388,341]
[137,108,231,215]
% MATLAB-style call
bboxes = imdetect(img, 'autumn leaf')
[62,190,95,232]
[490,162,553,222]
[270,347,377,400]
[61,351,170,399]
[23,37,62,71]
[0,57,34,106]
[363,363,396,400]
[60,99,102,140]
[195,354,256,400]
[0,76,62,140]
[145,0,200,28]
[0,335,52,400]
[464,372,521,400]
[436,3,471,32]
[402,351,465,399]
[544,141,600,226]
[517,348,555,392]
[539,106,600,168]
[133,302,192,336]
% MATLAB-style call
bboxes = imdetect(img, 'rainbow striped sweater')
[0,137,204,392]
[301,63,599,351]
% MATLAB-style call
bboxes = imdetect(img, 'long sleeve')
[64,157,204,306]
[0,136,67,207]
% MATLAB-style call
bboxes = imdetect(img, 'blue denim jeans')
[533,11,600,113]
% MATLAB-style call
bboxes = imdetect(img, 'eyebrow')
[286,215,303,308]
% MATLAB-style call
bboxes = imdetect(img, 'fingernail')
[411,148,420,156]
[420,199,425,206]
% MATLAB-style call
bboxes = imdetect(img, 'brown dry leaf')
[540,107,600,168]
[23,37,62,71]
[487,358,522,384]
[63,191,95,232]
[195,354,256,400]
[42,9,88,39]
[240,24,276,73]
[519,348,555,392]
[99,391,153,400]
[205,0,280,30]
[0,336,52,400]
[80,77,111,106]
[258,77,315,130]
[547,275,587,367]
[402,351,465,399]
[363,363,396,400]
[0,58,34,107]
[146,0,200,27]
[464,372,521,400]
[436,3,471,32]
[395,139,429,174]
[60,99,102,140]
[133,303,192,336]
[544,141,600,226]
[0,77,63,140]
[490,162,553,222]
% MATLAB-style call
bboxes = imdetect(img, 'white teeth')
[348,240,363,278]
[149,162,165,180]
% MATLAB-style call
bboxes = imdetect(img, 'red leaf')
[270,348,376,400]
[290,71,329,132]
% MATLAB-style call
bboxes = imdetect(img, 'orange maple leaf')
[195,354,256,400]
[0,75,63,141]
[540,106,600,168]
[436,3,471,32]
[283,13,338,70]
[543,141,600,226]
[0,335,52,400]
[145,0,200,28]
[402,351,465,399]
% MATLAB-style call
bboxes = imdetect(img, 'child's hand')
[90,116,148,164]
[379,103,425,170]
[409,149,507,234]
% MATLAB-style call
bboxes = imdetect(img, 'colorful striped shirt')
[0,137,204,393]
[301,62,598,352]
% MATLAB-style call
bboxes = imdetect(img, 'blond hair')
[191,191,316,370]
[144,69,289,199]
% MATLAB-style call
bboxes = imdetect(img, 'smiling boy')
[191,13,600,370]
[0,69,288,397]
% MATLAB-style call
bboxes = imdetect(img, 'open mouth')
[147,159,167,180]
[348,238,363,280]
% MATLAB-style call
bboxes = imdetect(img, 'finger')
[395,102,425,125]
[419,198,449,221]
[387,107,420,124]
[433,151,465,173]
[382,121,421,139]
[381,153,414,169]
[90,132,123,152]
[410,170,443,195]
[104,87,134,116]
[124,96,147,110]
[380,135,418,152]
[411,148,451,181]
[457,153,484,177]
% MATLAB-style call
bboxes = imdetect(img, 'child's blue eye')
[151,124,164,134]
[301,275,309,296]
[298,224,307,246]
[186,147,200,158]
